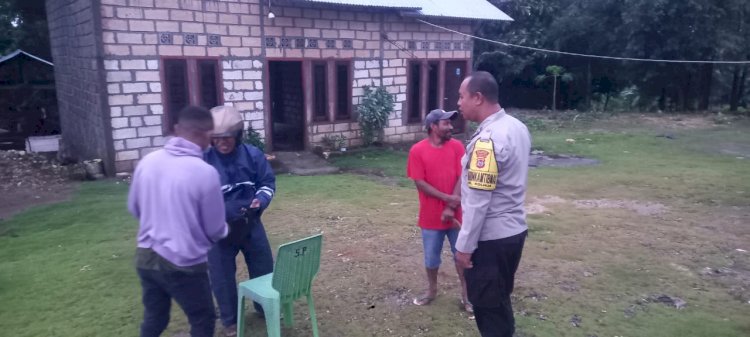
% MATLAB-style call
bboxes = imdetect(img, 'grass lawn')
[1,114,749,337]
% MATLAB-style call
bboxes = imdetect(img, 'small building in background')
[0,49,60,151]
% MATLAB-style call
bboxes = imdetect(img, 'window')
[310,60,352,122]
[162,58,222,132]
[335,62,351,120]
[312,62,328,121]
[407,61,440,124]
[408,62,421,123]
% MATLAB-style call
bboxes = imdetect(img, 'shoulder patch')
[467,139,498,190]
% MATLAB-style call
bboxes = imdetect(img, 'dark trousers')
[137,268,216,337]
[464,231,527,337]
[208,219,274,327]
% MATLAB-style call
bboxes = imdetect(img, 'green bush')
[356,86,394,146]
[243,126,266,151]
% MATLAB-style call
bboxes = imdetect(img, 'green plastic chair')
[237,234,322,337]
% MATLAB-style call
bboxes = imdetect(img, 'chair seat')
[239,273,279,300]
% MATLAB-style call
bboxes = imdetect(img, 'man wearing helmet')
[205,105,276,337]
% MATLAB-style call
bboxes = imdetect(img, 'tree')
[535,65,573,111]
[476,0,748,112]
[0,0,50,59]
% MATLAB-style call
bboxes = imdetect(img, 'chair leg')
[262,300,282,337]
[237,295,247,337]
[307,293,319,337]
[282,302,294,328]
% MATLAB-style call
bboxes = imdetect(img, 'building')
[45,0,511,173]
[0,50,59,150]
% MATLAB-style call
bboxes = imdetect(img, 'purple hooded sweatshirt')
[128,137,228,267]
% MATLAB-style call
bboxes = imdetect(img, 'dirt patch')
[339,167,406,186]
[526,195,567,215]
[637,115,717,130]
[530,153,600,168]
[573,199,668,216]
[716,142,750,158]
[0,150,77,221]
[527,195,667,216]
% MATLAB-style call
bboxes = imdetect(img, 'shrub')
[356,86,394,146]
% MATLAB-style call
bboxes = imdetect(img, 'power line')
[418,19,750,65]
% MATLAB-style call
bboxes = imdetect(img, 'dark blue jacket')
[205,144,276,222]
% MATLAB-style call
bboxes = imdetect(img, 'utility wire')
[418,19,750,65]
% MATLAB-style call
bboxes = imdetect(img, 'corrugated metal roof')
[411,0,513,21]
[0,50,53,66]
[289,0,420,10]
[286,0,512,21]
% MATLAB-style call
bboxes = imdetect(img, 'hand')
[455,251,473,269]
[445,194,461,209]
[249,199,261,209]
[441,207,455,224]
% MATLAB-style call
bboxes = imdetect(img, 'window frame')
[160,56,223,134]
[308,59,353,125]
[311,60,329,122]
[405,60,442,126]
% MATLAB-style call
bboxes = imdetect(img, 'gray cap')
[424,109,458,131]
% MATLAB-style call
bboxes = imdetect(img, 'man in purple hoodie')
[128,105,229,337]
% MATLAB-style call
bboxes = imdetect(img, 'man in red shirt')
[407,109,471,313]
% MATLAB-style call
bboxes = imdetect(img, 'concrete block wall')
[264,5,473,148]
[99,0,265,172]
[46,0,114,173]
[380,18,473,144]
[222,59,265,133]
[89,0,474,171]
[104,58,164,172]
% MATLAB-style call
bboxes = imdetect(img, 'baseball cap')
[424,109,458,131]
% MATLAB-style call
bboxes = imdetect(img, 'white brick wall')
[100,0,472,171]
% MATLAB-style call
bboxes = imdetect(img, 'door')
[443,61,467,133]
[268,61,305,151]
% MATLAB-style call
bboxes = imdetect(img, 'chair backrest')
[272,234,322,302]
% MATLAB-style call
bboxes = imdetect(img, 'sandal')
[413,294,436,306]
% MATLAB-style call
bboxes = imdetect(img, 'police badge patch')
[468,139,498,190]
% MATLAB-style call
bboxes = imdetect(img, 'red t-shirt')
[406,138,465,230]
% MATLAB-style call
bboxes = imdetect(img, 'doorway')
[443,61,467,133]
[268,61,304,151]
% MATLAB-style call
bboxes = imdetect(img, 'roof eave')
[0,50,54,66]
[275,0,420,11]
[400,11,514,22]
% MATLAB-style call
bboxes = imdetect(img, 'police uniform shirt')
[456,109,532,253]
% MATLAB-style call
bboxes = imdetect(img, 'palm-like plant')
[535,65,573,111]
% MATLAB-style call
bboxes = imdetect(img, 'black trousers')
[464,231,527,337]
[137,268,216,337]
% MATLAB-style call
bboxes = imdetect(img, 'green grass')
[1,116,749,337]
[0,182,140,337]
[328,148,410,185]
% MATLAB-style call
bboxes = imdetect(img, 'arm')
[127,170,140,219]
[407,145,460,207]
[441,142,466,224]
[414,180,459,205]
[455,139,493,254]
[455,187,492,253]
[250,148,276,211]
[200,171,229,243]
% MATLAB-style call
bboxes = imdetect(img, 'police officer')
[205,106,276,337]
[454,71,531,337]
